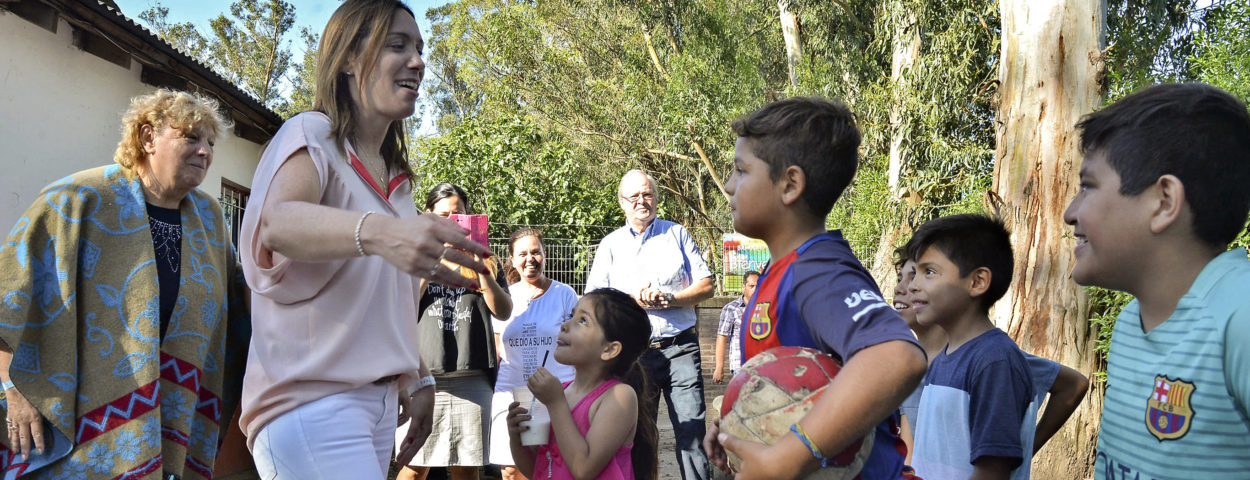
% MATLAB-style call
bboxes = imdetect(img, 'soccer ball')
[719,346,875,479]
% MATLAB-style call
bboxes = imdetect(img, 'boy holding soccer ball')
[704,97,926,479]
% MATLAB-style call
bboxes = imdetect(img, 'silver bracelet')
[354,211,375,257]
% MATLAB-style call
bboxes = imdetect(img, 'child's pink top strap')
[534,379,634,480]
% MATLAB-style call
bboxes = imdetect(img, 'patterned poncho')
[0,165,249,479]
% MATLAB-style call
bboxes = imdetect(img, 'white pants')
[252,381,398,480]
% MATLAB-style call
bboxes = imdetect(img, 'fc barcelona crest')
[1146,375,1195,441]
[748,302,773,340]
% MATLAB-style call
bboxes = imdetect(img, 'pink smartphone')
[449,213,489,248]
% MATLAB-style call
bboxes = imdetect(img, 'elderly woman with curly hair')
[0,89,251,479]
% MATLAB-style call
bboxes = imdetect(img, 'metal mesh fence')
[720,233,769,294]
[488,238,598,294]
[213,196,603,292]
[213,202,729,297]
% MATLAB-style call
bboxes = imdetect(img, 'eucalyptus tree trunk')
[778,0,802,89]
[887,3,920,197]
[993,0,1106,477]
[868,0,923,286]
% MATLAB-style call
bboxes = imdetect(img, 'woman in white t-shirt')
[489,228,577,480]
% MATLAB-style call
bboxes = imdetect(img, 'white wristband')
[415,375,436,391]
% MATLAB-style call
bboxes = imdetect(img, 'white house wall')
[1,11,262,231]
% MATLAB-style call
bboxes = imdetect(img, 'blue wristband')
[790,423,829,468]
[1,380,14,391]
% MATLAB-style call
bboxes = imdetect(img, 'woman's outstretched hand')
[365,214,490,288]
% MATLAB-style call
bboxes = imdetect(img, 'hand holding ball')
[719,346,875,479]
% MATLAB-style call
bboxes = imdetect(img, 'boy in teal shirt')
[1064,83,1250,478]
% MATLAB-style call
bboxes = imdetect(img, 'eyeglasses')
[620,192,656,204]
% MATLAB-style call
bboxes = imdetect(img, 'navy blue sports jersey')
[740,231,921,479]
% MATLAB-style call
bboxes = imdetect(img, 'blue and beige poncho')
[0,165,249,479]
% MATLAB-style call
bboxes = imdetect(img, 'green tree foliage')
[1192,0,1250,101]
[878,1,999,214]
[805,0,1000,256]
[1103,0,1201,99]
[418,0,1008,265]
[282,27,320,118]
[207,0,297,109]
[412,114,621,246]
[1085,287,1133,383]
[417,0,778,258]
[140,5,210,59]
[139,0,298,113]
[421,3,483,131]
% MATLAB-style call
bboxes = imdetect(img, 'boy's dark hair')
[743,270,760,280]
[908,214,1014,312]
[732,96,861,216]
[893,234,922,271]
[424,182,470,213]
[1077,83,1250,247]
[583,288,658,480]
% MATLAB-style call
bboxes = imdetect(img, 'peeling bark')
[778,0,802,90]
[993,1,1106,477]
[887,2,921,197]
[868,224,906,294]
[871,0,922,286]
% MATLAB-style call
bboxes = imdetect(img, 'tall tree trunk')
[869,0,922,286]
[868,224,905,292]
[887,2,920,197]
[778,0,802,90]
[993,1,1105,478]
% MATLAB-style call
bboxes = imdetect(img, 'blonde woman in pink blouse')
[237,1,489,479]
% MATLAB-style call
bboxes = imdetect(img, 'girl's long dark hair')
[583,288,657,480]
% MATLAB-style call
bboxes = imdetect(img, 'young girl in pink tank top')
[506,288,658,480]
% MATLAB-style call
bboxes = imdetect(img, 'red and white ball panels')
[719,346,874,479]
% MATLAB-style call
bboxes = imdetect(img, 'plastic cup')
[512,387,550,446]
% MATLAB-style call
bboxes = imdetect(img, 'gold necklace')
[366,157,387,187]
[349,140,388,187]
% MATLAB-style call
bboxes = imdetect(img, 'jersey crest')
[741,249,795,361]
[1146,375,1195,441]
[747,302,773,340]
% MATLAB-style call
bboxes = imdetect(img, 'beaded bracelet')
[354,211,375,257]
[790,422,829,468]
